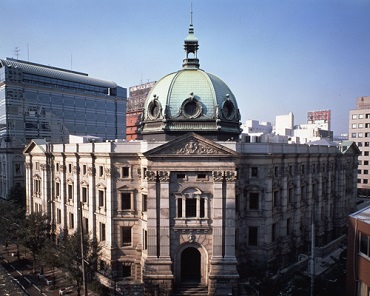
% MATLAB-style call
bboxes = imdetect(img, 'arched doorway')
[181,247,201,282]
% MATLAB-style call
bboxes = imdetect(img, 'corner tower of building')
[140,20,242,141]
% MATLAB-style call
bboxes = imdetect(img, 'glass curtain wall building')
[0,58,126,199]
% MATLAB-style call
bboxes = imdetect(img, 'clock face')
[222,100,235,120]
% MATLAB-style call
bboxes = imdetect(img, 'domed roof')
[141,20,242,141]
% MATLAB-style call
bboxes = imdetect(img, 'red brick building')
[126,82,155,140]
[347,206,370,295]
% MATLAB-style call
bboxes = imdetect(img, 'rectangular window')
[68,164,72,173]
[143,229,148,250]
[360,232,369,257]
[359,114,364,119]
[177,198,182,217]
[359,123,364,128]
[366,161,370,166]
[121,193,131,210]
[56,182,60,197]
[288,187,294,203]
[82,187,88,203]
[352,123,357,129]
[100,222,106,241]
[273,191,279,207]
[122,265,131,277]
[83,165,87,175]
[57,208,61,224]
[99,190,104,207]
[56,163,59,171]
[84,218,89,233]
[251,167,258,177]
[197,173,207,180]
[177,173,186,179]
[364,179,368,184]
[200,198,205,217]
[248,227,258,246]
[69,213,74,229]
[352,133,356,138]
[365,151,369,156]
[99,166,104,177]
[122,167,129,178]
[122,227,132,246]
[365,170,369,175]
[352,114,357,119]
[68,184,73,200]
[142,194,147,212]
[274,166,279,177]
[249,192,259,210]
[186,199,196,217]
[272,223,277,242]
[359,132,363,138]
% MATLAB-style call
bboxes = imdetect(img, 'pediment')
[117,184,136,191]
[144,132,239,158]
[23,139,48,154]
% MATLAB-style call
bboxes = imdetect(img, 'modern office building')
[0,58,126,198]
[126,82,155,141]
[349,96,370,196]
[346,206,370,296]
[24,22,359,295]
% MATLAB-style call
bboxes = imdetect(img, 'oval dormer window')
[182,97,202,119]
[222,100,235,120]
[148,99,161,119]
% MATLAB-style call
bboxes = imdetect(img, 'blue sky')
[2,0,370,135]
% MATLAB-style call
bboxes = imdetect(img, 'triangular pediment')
[340,141,361,155]
[117,184,136,191]
[144,132,239,158]
[23,139,48,154]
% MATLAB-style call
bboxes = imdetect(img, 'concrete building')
[346,206,370,296]
[24,21,359,295]
[126,82,155,141]
[242,110,333,144]
[349,96,370,196]
[0,58,126,198]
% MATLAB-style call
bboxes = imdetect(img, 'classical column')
[158,171,170,258]
[212,171,224,258]
[224,171,237,258]
[88,164,96,240]
[25,162,32,214]
[146,170,158,257]
[105,166,113,248]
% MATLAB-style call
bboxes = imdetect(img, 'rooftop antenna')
[14,47,20,59]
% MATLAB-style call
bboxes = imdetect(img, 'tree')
[0,198,25,250]
[18,212,49,273]
[58,230,101,296]
[39,240,61,289]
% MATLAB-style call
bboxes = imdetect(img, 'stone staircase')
[173,282,208,296]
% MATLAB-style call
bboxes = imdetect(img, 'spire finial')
[190,2,193,26]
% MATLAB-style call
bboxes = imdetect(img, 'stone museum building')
[24,22,359,295]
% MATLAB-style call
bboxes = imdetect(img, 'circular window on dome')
[222,100,235,120]
[148,99,161,120]
[181,98,202,118]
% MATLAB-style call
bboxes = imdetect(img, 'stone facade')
[24,133,358,295]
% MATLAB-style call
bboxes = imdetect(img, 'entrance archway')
[181,247,201,282]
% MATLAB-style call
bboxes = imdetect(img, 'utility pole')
[310,209,315,296]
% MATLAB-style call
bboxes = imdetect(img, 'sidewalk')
[0,243,98,296]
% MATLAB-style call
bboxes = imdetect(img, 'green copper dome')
[141,21,242,141]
